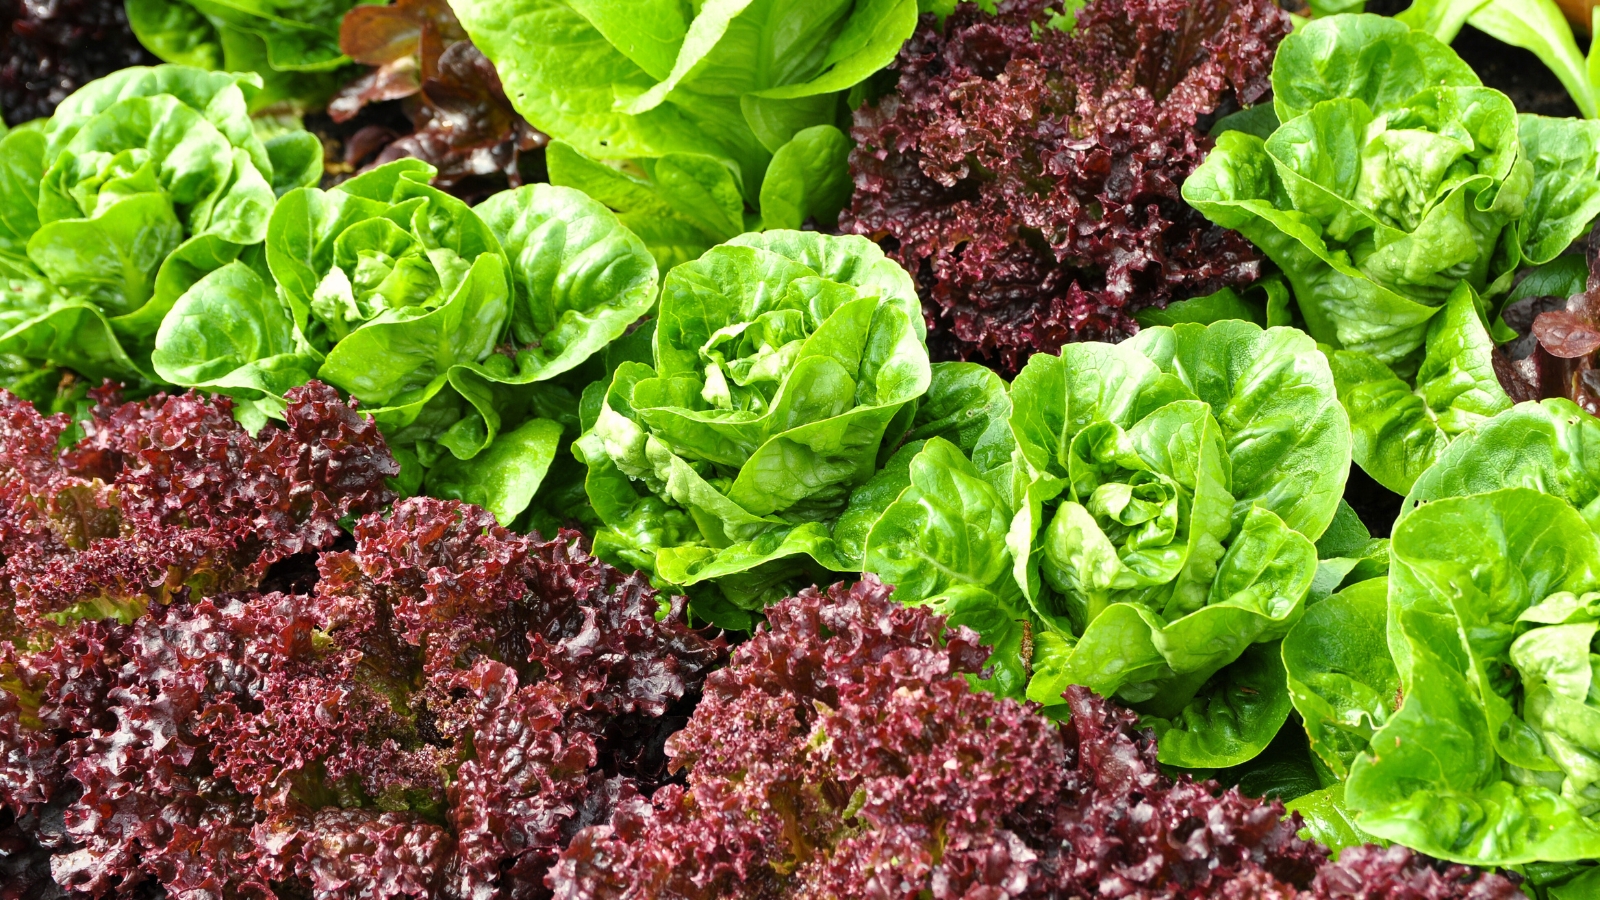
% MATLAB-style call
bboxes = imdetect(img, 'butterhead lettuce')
[574,230,930,620]
[450,0,911,263]
[1183,13,1593,494]
[153,158,659,525]
[0,65,321,387]
[1187,15,1600,372]
[1013,320,1351,767]
[126,0,367,109]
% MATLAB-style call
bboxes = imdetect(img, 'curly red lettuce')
[0,382,397,640]
[551,576,1344,898]
[0,492,724,898]
[842,0,1284,373]
[0,0,155,124]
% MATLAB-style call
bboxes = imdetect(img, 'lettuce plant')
[450,0,910,267]
[1012,320,1351,768]
[843,0,1285,373]
[1185,14,1600,494]
[0,65,321,388]
[0,381,398,643]
[575,231,931,621]
[551,577,1335,899]
[124,0,365,109]
[152,158,658,525]
[329,0,547,199]
[1342,421,1600,869]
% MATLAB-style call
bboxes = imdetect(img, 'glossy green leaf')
[758,124,853,230]
[1331,281,1511,495]
[425,417,564,525]
[1284,576,1397,778]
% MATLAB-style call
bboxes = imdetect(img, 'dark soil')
[303,100,416,191]
[1343,463,1404,539]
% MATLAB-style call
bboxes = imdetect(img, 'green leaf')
[263,129,324,197]
[758,124,853,230]
[1284,576,1397,778]
[151,260,316,404]
[1516,115,1600,265]
[470,183,658,384]
[1508,253,1589,306]
[861,437,1029,697]
[126,0,360,109]
[1404,398,1600,529]
[1147,641,1296,769]
[904,361,1013,469]
[1127,320,1350,539]
[1286,783,1383,857]
[545,140,731,271]
[1348,488,1600,865]
[1272,13,1479,122]
[425,417,564,525]
[1330,281,1511,495]
[1134,286,1265,328]
[863,438,1015,604]
[126,0,224,70]
[455,0,913,203]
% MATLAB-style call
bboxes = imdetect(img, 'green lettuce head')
[1017,320,1351,767]
[1184,14,1600,374]
[1322,400,1600,869]
[126,0,367,109]
[575,230,931,619]
[451,0,911,268]
[154,158,659,525]
[0,65,321,385]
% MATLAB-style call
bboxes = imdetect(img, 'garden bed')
[3,1,1600,897]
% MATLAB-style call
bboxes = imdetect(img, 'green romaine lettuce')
[0,65,321,387]
[126,0,367,109]
[573,230,930,618]
[1013,320,1350,767]
[154,159,658,524]
[451,0,910,249]
[1186,14,1600,372]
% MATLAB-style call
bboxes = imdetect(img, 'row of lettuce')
[10,4,1600,894]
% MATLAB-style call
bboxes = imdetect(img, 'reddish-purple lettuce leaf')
[842,0,1283,373]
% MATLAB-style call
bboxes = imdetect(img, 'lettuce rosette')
[1314,401,1600,878]
[0,65,322,387]
[452,0,912,268]
[153,157,659,525]
[1183,14,1600,494]
[575,231,931,622]
[1013,320,1351,767]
